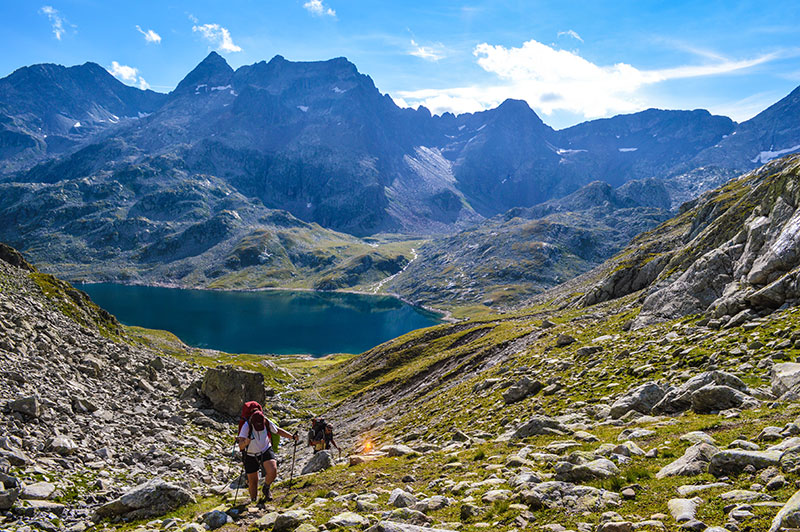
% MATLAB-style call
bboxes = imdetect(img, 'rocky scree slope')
[292,278,800,532]
[0,246,307,530]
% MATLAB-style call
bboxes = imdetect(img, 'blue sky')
[2,1,799,129]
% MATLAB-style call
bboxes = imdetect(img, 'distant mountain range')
[1,53,800,305]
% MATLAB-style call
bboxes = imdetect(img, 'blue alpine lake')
[78,283,442,356]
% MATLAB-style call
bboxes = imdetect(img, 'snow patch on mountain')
[752,145,800,164]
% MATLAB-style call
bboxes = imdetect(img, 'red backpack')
[237,401,280,450]
[238,401,263,437]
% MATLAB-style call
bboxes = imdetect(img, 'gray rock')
[771,363,800,398]
[481,489,512,503]
[389,488,418,508]
[365,522,457,532]
[676,483,730,497]
[203,510,231,530]
[769,489,800,532]
[668,497,701,522]
[511,415,571,438]
[93,478,195,520]
[709,450,782,477]
[413,496,451,513]
[10,396,41,417]
[554,459,619,482]
[653,371,747,414]
[301,450,335,475]
[597,523,633,532]
[0,488,19,511]
[200,365,265,417]
[691,384,757,413]
[383,444,420,457]
[254,512,280,530]
[327,511,370,528]
[274,510,311,532]
[49,436,78,456]
[502,377,543,404]
[21,481,55,500]
[656,443,719,479]
[781,445,800,475]
[610,381,668,418]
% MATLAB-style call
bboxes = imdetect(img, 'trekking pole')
[289,432,298,486]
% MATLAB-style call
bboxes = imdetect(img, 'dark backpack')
[311,418,327,441]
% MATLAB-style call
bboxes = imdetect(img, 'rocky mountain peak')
[172,52,234,96]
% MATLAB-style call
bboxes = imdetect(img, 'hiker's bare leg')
[263,459,278,486]
[247,471,259,501]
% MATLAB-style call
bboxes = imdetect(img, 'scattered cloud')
[192,23,242,53]
[187,13,199,24]
[107,61,150,90]
[304,0,336,18]
[39,5,67,40]
[396,38,778,119]
[557,29,583,43]
[136,25,161,44]
[409,39,445,61]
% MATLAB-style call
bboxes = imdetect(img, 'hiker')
[323,423,340,453]
[308,418,326,453]
[308,418,339,453]
[238,410,297,503]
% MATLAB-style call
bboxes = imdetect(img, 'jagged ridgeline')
[2,54,800,310]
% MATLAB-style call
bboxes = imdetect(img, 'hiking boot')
[262,484,272,501]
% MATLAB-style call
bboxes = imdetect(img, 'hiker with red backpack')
[237,401,298,503]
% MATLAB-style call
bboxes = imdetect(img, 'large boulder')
[301,450,335,475]
[656,443,719,479]
[709,450,782,477]
[502,377,543,404]
[690,384,757,413]
[554,459,619,482]
[93,478,195,520]
[653,371,748,414]
[200,365,265,417]
[771,363,800,399]
[609,381,668,418]
[511,415,571,438]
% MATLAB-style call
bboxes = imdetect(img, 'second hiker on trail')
[238,409,297,503]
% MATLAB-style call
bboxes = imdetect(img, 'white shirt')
[238,419,278,455]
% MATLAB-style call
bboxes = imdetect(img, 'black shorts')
[243,448,276,474]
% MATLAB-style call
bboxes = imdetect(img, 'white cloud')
[107,61,150,91]
[396,39,778,120]
[304,0,336,17]
[187,13,199,24]
[557,30,583,43]
[136,25,162,44]
[410,39,444,61]
[192,23,242,53]
[108,62,138,83]
[39,5,67,40]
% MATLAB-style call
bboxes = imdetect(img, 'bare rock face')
[200,365,265,416]
[93,478,195,520]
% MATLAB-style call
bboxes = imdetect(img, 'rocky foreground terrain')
[5,155,800,532]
